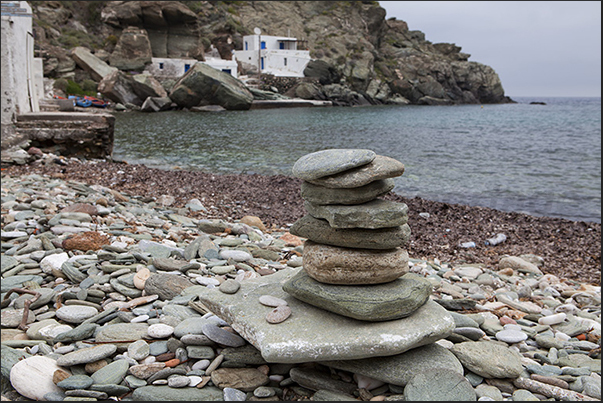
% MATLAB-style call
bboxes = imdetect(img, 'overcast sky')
[378,1,601,98]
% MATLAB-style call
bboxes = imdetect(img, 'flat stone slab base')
[195,267,455,364]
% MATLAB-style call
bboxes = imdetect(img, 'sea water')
[113,96,601,223]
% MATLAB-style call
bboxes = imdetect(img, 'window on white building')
[284,58,287,66]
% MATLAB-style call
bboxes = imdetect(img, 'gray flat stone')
[404,368,476,401]
[450,341,524,378]
[90,359,130,385]
[195,267,454,363]
[301,178,395,205]
[290,215,411,250]
[144,273,195,301]
[306,155,405,188]
[301,241,409,285]
[94,323,149,351]
[304,199,408,229]
[56,344,117,366]
[321,343,463,387]
[1,275,43,293]
[283,269,430,321]
[292,149,376,180]
[56,374,94,390]
[131,385,224,401]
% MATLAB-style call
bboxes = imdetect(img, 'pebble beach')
[1,152,601,401]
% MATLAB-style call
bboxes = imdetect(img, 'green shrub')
[104,35,118,46]
[81,79,97,93]
[65,79,83,95]
[58,28,102,49]
[65,79,97,97]
[53,78,68,92]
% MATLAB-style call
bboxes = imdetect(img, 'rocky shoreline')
[1,153,601,401]
[3,154,600,286]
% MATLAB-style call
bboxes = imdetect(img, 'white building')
[1,1,44,146]
[145,57,239,79]
[234,34,312,77]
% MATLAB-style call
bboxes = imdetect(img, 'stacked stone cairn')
[283,149,433,321]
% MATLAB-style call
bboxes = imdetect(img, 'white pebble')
[188,375,203,387]
[147,323,174,338]
[53,345,75,354]
[131,314,149,323]
[269,375,284,382]
[538,312,567,326]
[495,329,528,344]
[554,331,571,341]
[39,252,69,274]
[143,356,156,364]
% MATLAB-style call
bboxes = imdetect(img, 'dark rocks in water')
[303,60,341,85]
[141,97,173,112]
[530,101,547,105]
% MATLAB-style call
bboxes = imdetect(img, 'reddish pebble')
[576,333,586,341]
[500,316,517,326]
[266,305,292,324]
[155,352,175,362]
[164,358,181,368]
[257,364,270,376]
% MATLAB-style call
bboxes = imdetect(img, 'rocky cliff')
[31,1,514,106]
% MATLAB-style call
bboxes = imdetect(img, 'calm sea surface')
[113,96,601,223]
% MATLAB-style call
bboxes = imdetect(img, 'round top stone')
[292,149,376,181]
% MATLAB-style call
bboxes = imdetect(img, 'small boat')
[68,95,92,108]
[84,96,109,108]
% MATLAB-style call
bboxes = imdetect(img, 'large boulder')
[109,26,153,72]
[97,70,142,106]
[98,71,168,106]
[169,63,254,110]
[131,73,168,99]
[71,47,118,82]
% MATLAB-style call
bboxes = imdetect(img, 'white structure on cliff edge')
[145,56,239,79]
[1,1,44,146]
[234,33,311,77]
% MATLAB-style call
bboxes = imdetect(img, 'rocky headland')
[32,0,514,110]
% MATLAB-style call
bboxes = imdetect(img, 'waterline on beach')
[113,97,601,223]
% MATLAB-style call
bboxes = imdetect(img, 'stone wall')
[14,112,115,158]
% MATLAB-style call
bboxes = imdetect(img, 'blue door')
[261,41,266,49]
[184,64,191,73]
[260,57,264,70]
